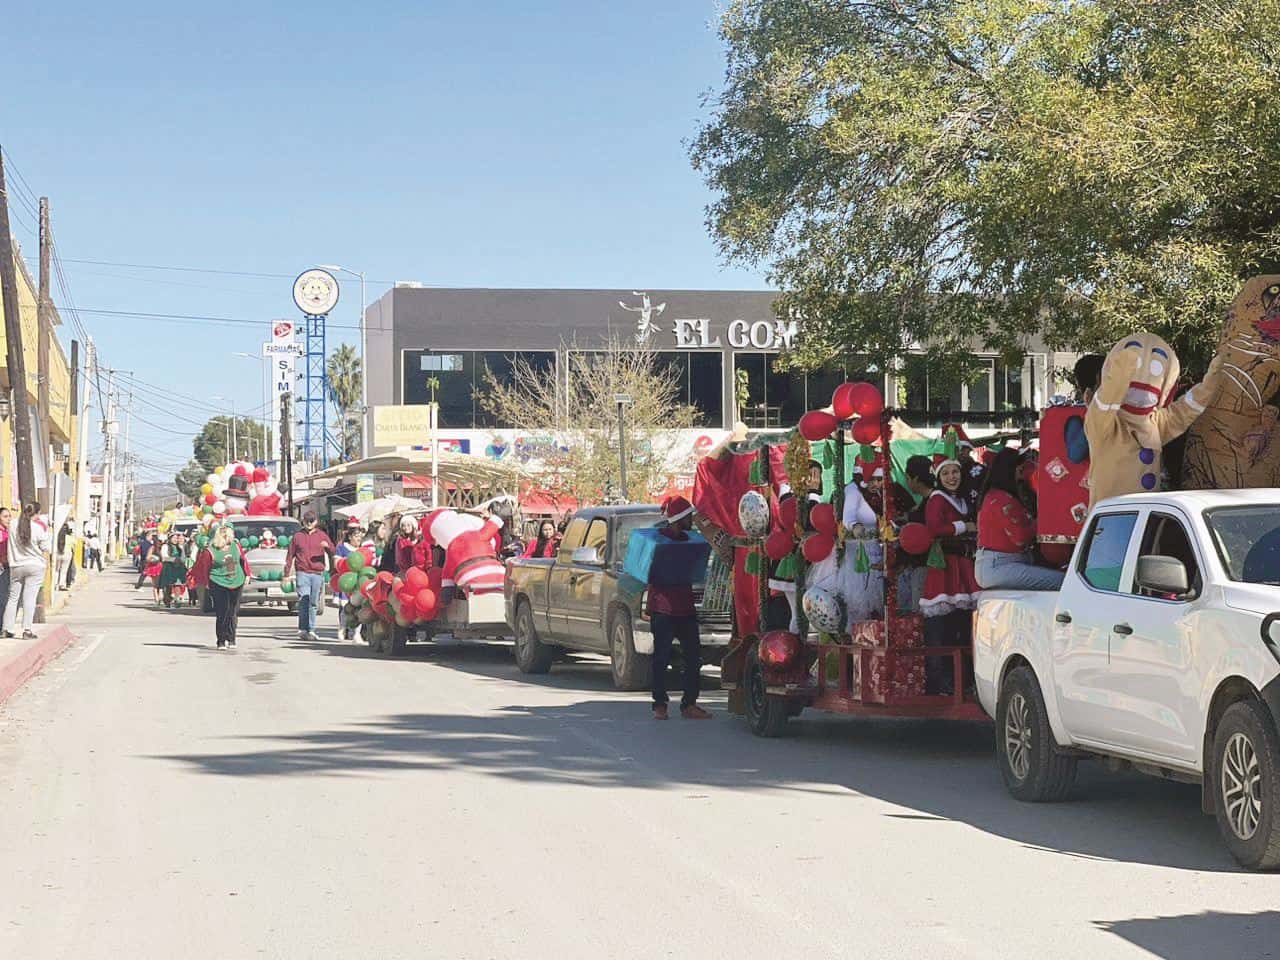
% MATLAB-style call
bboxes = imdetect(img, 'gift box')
[848,614,924,650]
[623,528,711,587]
[854,648,927,703]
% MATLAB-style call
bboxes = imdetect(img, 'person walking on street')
[54,518,74,591]
[188,523,250,648]
[648,496,711,721]
[3,502,50,640]
[87,529,103,571]
[135,531,153,586]
[283,511,335,641]
[0,508,12,619]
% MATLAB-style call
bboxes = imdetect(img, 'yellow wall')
[0,248,75,506]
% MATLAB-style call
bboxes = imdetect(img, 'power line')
[71,306,362,331]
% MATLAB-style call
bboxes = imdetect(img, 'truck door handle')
[1055,612,1072,624]
[1113,623,1133,635]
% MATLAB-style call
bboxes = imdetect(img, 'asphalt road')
[1,566,1278,959]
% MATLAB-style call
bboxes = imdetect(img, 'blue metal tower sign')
[292,269,344,467]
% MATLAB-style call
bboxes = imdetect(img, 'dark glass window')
[688,352,724,427]
[735,353,804,428]
[1079,512,1138,592]
[474,351,556,428]
[402,349,556,428]
[736,353,769,426]
[806,366,845,415]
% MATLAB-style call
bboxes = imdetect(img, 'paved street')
[0,567,1276,960]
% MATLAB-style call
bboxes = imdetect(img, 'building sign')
[269,321,297,461]
[671,317,798,350]
[373,404,431,447]
[356,474,375,503]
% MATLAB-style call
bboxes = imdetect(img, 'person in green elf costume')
[188,523,251,649]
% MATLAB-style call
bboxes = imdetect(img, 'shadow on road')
[1095,910,1280,959]
[153,688,1237,874]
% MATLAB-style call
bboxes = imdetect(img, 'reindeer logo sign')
[618,292,666,344]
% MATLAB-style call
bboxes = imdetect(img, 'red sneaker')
[680,705,712,720]
[652,704,668,720]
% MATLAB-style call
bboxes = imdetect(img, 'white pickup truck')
[974,489,1280,869]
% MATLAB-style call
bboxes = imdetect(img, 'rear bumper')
[239,584,295,605]
[633,618,732,655]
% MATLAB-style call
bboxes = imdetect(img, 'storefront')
[363,286,1072,449]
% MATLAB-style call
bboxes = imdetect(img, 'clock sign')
[292,268,340,316]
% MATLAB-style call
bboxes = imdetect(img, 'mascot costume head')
[1083,331,1222,506]
[1182,276,1280,490]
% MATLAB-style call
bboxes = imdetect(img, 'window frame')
[1131,510,1203,603]
[1075,510,1140,594]
[583,518,609,562]
[558,517,589,560]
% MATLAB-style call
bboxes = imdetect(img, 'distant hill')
[134,483,182,513]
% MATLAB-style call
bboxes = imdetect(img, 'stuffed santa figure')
[427,509,505,596]
[246,468,284,517]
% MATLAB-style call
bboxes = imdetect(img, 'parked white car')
[974,489,1280,869]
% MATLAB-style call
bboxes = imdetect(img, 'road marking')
[73,633,106,665]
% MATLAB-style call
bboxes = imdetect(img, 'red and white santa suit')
[920,486,980,617]
[428,510,506,595]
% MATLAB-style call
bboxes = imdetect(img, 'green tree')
[174,460,207,501]
[692,0,1280,377]
[326,343,363,461]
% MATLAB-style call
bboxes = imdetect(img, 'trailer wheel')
[1212,699,1280,870]
[609,610,651,691]
[997,665,1076,802]
[513,600,554,674]
[744,644,791,738]
[387,623,408,657]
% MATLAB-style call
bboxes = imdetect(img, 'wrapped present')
[849,618,884,648]
[849,614,924,650]
[856,649,927,703]
[623,528,711,586]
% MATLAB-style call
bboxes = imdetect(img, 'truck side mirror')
[571,546,602,565]
[1136,555,1189,596]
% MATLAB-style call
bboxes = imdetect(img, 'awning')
[299,450,519,489]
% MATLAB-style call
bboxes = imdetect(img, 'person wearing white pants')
[3,503,50,640]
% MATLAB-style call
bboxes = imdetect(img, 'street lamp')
[318,263,368,459]
[211,394,236,461]
[614,393,633,503]
[233,352,271,466]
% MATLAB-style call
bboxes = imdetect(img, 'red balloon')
[336,557,350,575]
[329,574,343,594]
[778,496,798,532]
[405,567,430,592]
[1039,542,1073,568]
[427,567,443,592]
[203,493,216,506]
[765,528,794,561]
[851,418,881,445]
[398,589,418,610]
[809,502,837,536]
[801,532,835,563]
[848,382,884,418]
[759,630,801,668]
[831,383,858,420]
[362,546,377,566]
[798,410,839,442]
[360,581,376,599]
[415,588,438,618]
[898,522,934,556]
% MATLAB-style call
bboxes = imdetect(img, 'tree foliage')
[175,415,270,499]
[692,0,1280,377]
[326,343,363,461]
[477,337,698,505]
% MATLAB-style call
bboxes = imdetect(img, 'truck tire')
[744,644,791,738]
[1212,699,1280,870]
[609,610,651,691]
[387,623,408,657]
[513,600,554,674]
[997,665,1077,802]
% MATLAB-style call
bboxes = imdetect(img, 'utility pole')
[614,394,633,503]
[102,374,116,556]
[0,146,36,504]
[119,390,132,549]
[280,392,293,513]
[74,339,94,526]
[38,197,53,517]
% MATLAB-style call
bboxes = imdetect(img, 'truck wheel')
[1213,699,1280,870]
[997,665,1077,802]
[513,600,554,674]
[744,644,791,738]
[609,611,651,691]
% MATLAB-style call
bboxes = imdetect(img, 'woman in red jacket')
[522,519,559,559]
[975,448,1065,590]
[920,459,980,618]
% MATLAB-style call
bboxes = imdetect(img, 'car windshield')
[1204,506,1280,585]
[232,518,301,544]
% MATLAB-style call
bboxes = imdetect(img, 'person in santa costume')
[920,456,979,693]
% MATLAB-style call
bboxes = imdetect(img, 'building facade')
[363,286,1073,453]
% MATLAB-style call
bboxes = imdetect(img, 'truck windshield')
[1205,506,1280,585]
[616,513,662,562]
[231,518,301,542]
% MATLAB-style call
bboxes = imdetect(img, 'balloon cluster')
[344,562,446,636]
[798,381,884,443]
[198,463,283,521]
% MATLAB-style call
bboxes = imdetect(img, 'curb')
[0,625,77,706]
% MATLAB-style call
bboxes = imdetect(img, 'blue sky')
[1,1,765,480]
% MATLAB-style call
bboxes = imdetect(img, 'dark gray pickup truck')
[504,504,733,690]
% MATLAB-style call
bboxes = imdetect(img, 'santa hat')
[661,495,695,522]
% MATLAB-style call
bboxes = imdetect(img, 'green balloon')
[278,535,290,548]
[249,536,260,548]
[347,550,366,572]
[360,567,376,582]
[281,580,295,594]
[338,571,360,594]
